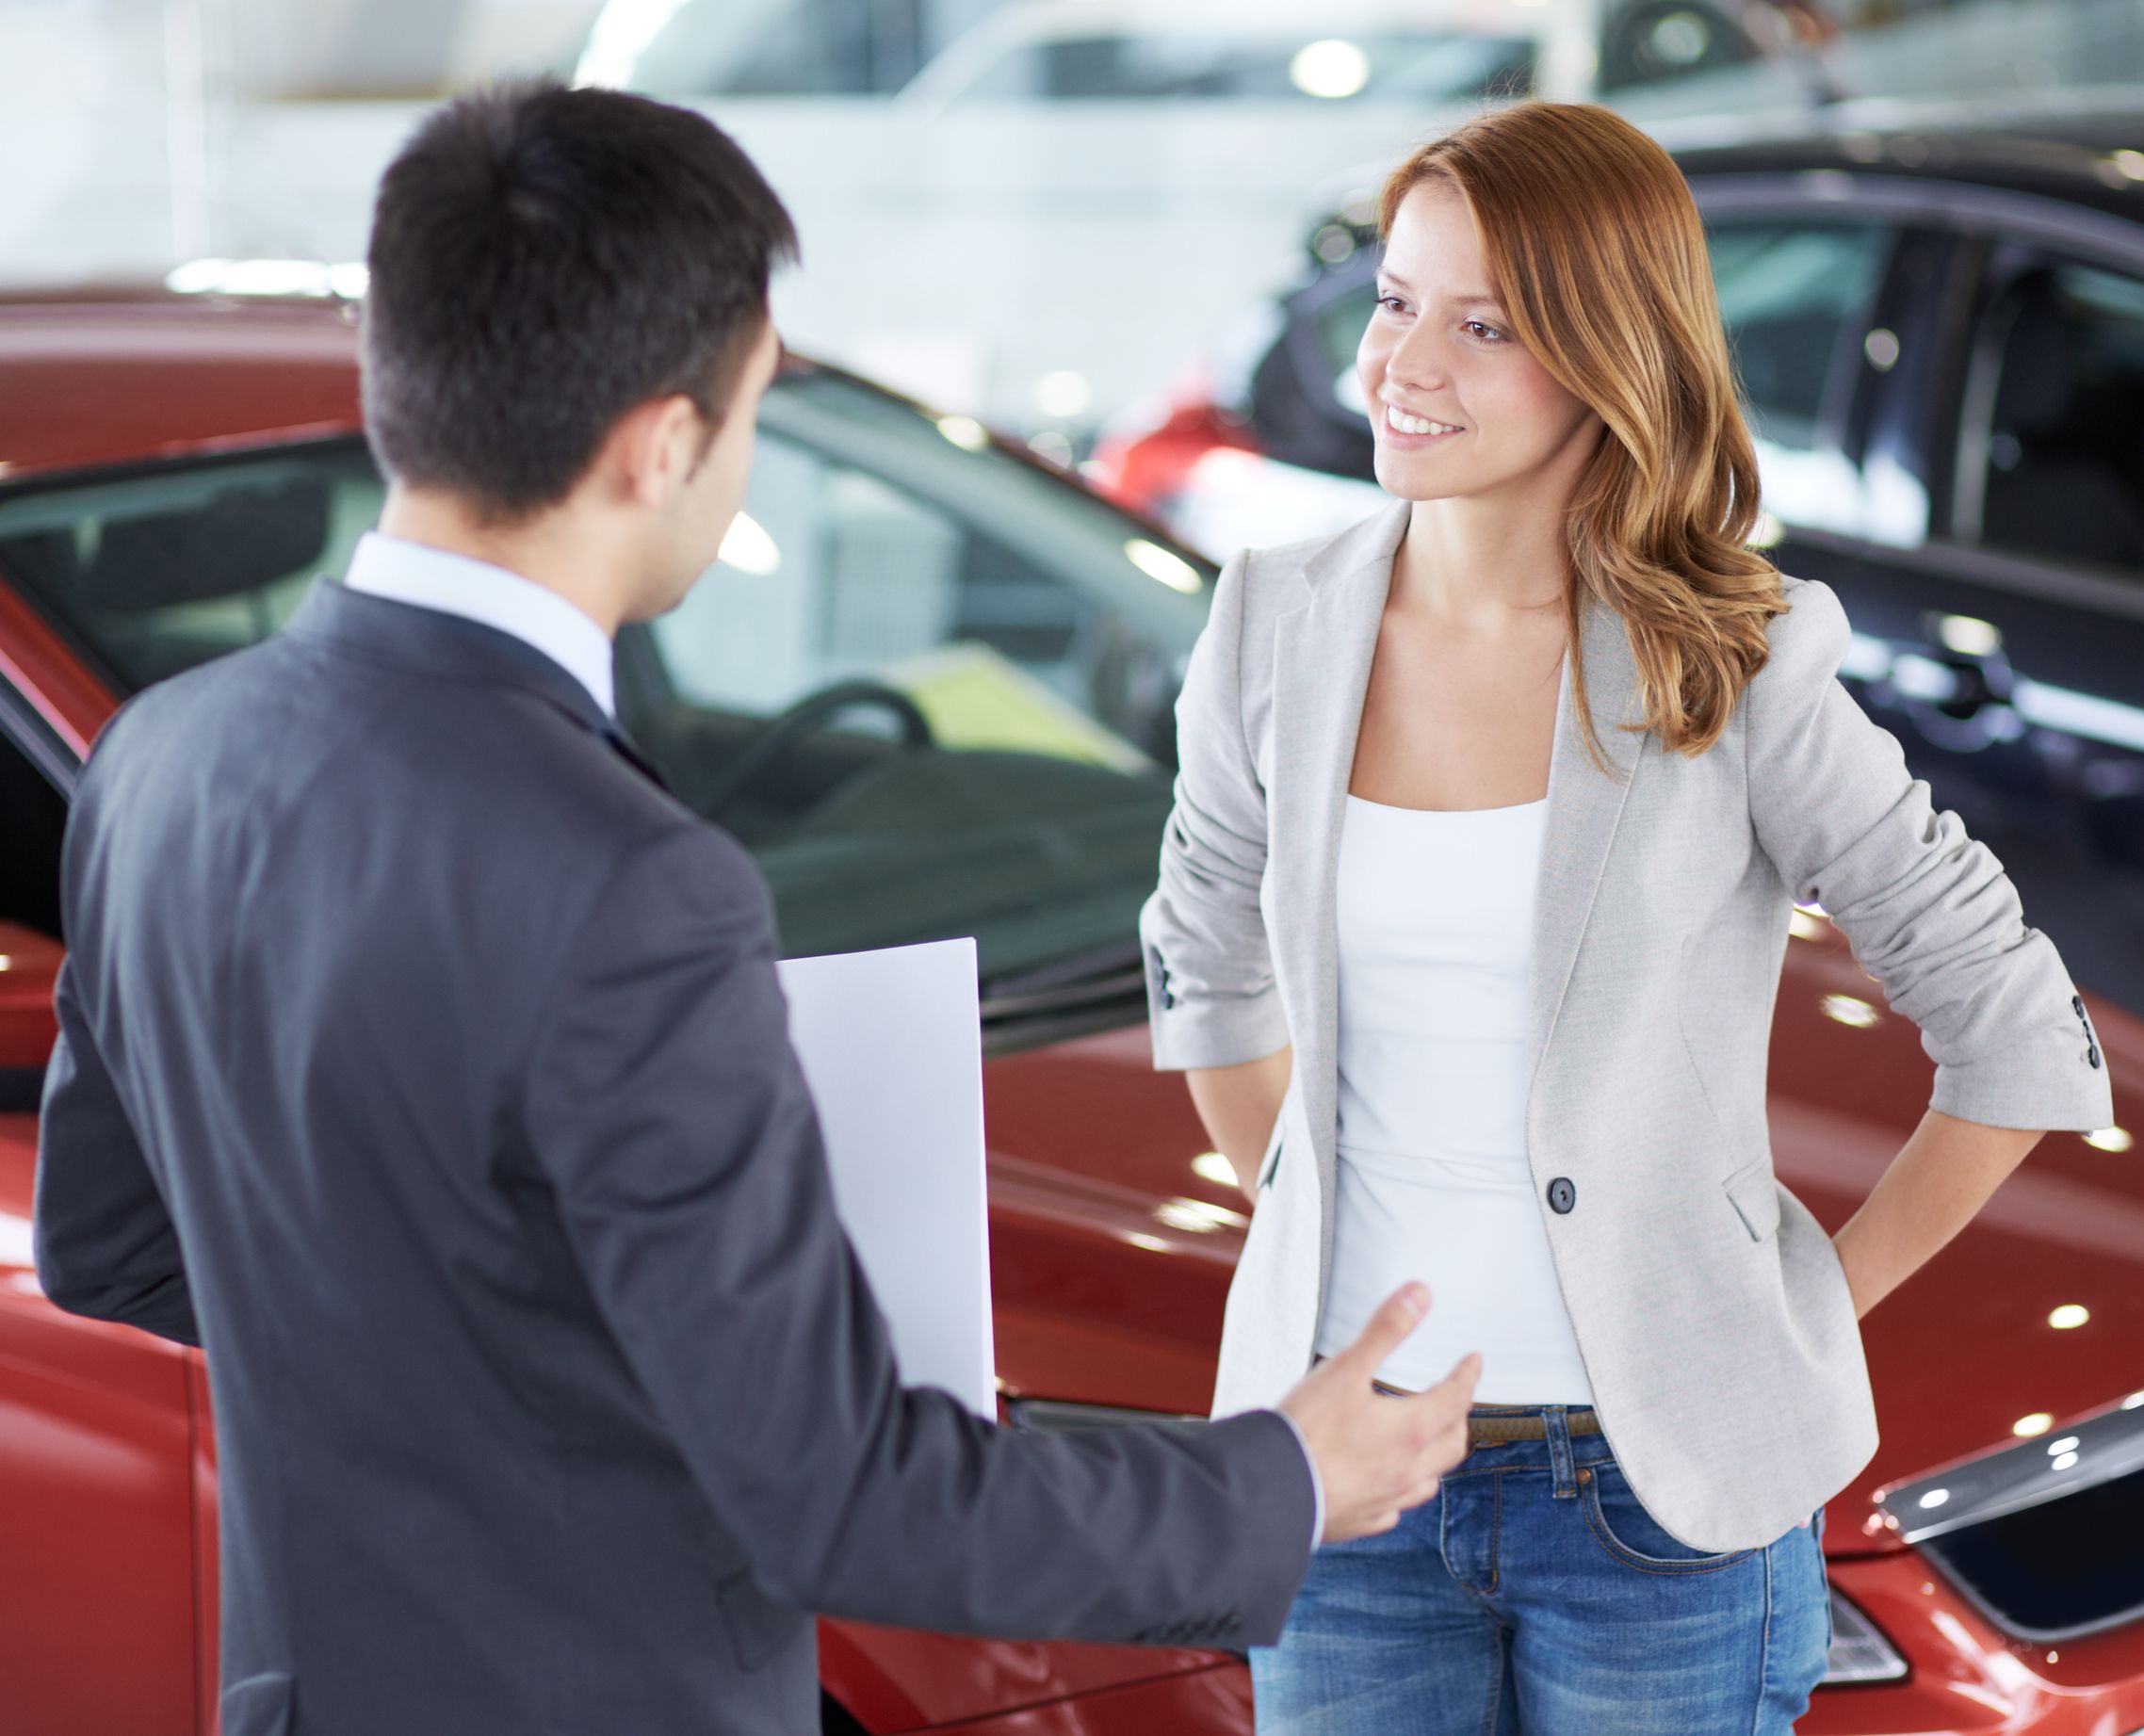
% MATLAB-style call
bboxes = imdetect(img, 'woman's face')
[1356,178,1600,506]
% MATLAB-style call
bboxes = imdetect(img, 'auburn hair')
[1376,101,1786,767]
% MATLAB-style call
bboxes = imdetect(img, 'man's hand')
[1277,1282,1480,1543]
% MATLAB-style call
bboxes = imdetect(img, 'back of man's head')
[360,79,798,527]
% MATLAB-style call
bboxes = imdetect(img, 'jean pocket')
[1579,1462,1758,1576]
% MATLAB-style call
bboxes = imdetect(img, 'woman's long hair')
[1377,102,1786,766]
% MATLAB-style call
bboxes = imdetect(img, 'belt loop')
[1546,1404,1578,1498]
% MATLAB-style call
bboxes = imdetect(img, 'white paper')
[775,937,995,1419]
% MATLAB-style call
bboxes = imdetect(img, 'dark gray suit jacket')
[32,577,1314,1736]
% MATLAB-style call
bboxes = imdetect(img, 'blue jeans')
[1250,1403,1831,1734]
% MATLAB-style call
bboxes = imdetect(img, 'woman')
[1137,102,2113,1734]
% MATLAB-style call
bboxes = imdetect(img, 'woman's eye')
[1374,294,1408,316]
[1465,320,1509,344]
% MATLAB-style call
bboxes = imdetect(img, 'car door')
[1701,173,2144,1012]
[0,642,201,1736]
[1923,233,2144,1010]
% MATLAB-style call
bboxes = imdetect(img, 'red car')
[0,290,2140,1736]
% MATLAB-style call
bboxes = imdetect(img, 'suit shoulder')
[582,813,776,941]
[74,641,274,795]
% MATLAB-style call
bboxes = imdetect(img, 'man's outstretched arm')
[525,820,1321,1648]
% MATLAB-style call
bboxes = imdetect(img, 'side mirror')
[0,922,61,1113]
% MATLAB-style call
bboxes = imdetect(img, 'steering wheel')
[699,679,935,825]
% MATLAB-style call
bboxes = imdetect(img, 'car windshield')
[0,368,1216,993]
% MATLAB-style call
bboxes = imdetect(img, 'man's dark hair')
[360,79,799,523]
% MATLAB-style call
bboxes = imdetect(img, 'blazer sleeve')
[523,822,1315,1647]
[33,950,200,1346]
[1746,576,2114,1133]
[1139,545,1291,1070]
[32,712,201,1349]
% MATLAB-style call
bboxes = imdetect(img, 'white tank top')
[1311,792,1596,1403]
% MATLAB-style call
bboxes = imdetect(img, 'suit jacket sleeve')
[1139,545,1291,1071]
[33,762,201,1345]
[523,823,1316,1646]
[1746,576,2114,1132]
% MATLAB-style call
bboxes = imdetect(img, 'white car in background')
[569,0,1832,437]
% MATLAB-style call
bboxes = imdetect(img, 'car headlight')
[1822,1587,1908,1683]
[1875,1391,2144,1642]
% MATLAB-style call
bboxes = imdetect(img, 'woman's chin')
[1372,452,1463,502]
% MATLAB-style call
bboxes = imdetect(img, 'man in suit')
[32,80,1480,1735]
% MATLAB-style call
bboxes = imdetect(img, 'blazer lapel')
[1265,498,1648,1287]
[1524,583,1648,1091]
[1267,501,1409,1209]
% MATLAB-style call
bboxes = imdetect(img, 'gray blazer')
[34,578,1316,1736]
[1138,496,2114,1554]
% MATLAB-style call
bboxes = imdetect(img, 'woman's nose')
[1386,330,1449,394]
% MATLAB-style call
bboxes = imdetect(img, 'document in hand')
[774,937,996,1419]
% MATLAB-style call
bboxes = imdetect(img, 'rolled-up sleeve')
[1747,576,2114,1132]
[1139,546,1291,1071]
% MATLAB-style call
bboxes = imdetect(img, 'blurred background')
[6,0,2137,450]
[5,0,2144,1005]
[7,20,2144,1734]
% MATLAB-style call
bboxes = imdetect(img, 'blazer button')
[1548,1176,1576,1213]
[2088,1046,2102,1069]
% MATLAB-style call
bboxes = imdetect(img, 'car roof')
[1654,93,2144,221]
[0,293,365,482]
[0,288,1208,569]
[1308,92,2144,239]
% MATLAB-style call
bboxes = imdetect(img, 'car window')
[0,449,384,692]
[1957,258,2144,578]
[1598,1,1762,92]
[1705,220,1890,452]
[0,377,1216,988]
[649,442,1146,764]
[0,709,66,941]
[1294,218,1892,451]
[625,371,1212,982]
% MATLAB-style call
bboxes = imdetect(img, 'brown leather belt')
[1371,1380,1603,1447]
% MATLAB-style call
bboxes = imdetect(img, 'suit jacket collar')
[286,575,617,742]
[1297,496,1412,596]
[1265,497,1649,1302]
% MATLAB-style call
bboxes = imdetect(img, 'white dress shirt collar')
[341,530,617,719]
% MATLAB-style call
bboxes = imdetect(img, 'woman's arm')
[1188,1045,1294,1185]
[1832,1110,2039,1320]
[1746,576,2114,1313]
[1140,546,1291,1073]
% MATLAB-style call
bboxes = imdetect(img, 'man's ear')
[606,393,708,508]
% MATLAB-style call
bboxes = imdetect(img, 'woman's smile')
[1382,402,1466,446]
